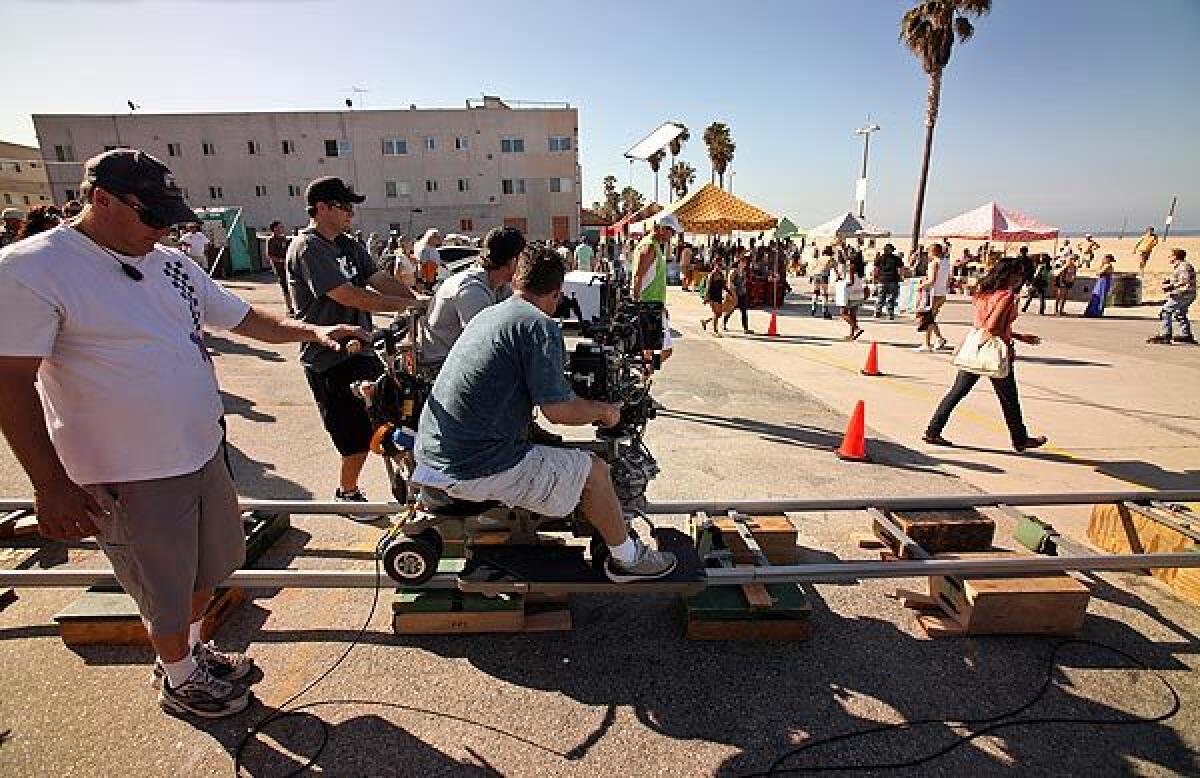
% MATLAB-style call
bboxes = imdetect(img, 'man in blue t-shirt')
[413,248,676,582]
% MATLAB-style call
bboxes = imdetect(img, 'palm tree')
[900,0,991,257]
[668,160,696,201]
[702,122,736,189]
[618,186,645,216]
[601,174,620,220]
[667,123,690,201]
[647,150,667,203]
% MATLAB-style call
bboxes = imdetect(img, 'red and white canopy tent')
[925,201,1058,243]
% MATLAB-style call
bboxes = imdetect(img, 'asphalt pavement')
[0,275,1196,777]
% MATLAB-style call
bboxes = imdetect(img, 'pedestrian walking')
[837,248,865,341]
[1053,255,1078,316]
[265,221,294,315]
[701,257,727,337]
[723,254,753,334]
[1079,233,1100,269]
[1147,248,1196,345]
[915,242,951,351]
[922,256,1047,453]
[1084,253,1116,318]
[1021,254,1053,315]
[1135,227,1159,275]
[873,243,902,319]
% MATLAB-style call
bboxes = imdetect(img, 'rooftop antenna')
[126,100,140,113]
[347,86,369,110]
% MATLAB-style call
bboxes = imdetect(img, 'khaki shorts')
[87,450,244,635]
[437,445,593,518]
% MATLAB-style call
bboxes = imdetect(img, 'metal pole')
[858,132,870,218]
[1163,195,1177,241]
[3,490,1199,518]
[3,550,1199,590]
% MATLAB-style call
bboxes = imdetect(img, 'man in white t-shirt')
[916,242,952,352]
[180,222,210,270]
[0,149,365,719]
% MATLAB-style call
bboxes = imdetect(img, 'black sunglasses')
[118,195,171,229]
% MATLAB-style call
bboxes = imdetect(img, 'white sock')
[162,654,199,689]
[608,537,639,566]
[188,619,204,650]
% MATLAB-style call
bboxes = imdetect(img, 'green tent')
[775,217,802,240]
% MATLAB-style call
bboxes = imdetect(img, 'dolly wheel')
[412,528,444,560]
[382,538,439,585]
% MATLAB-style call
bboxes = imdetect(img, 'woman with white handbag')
[835,247,867,341]
[922,257,1048,452]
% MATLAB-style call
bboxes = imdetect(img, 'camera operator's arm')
[541,396,620,427]
[367,269,418,299]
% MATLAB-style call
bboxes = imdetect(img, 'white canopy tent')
[808,212,891,239]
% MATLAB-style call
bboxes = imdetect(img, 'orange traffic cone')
[861,342,882,376]
[767,311,779,337]
[835,400,870,462]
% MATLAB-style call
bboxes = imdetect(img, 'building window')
[2,194,10,205]
[281,139,295,155]
[209,186,223,199]
[22,195,30,205]
[385,181,398,198]
[382,138,408,156]
[54,144,75,163]
[64,188,78,201]
[247,140,260,155]
[425,179,438,193]
[396,181,411,196]
[503,217,528,234]
[11,162,20,173]
[324,139,352,157]
[460,218,474,232]
[423,136,437,151]
[501,138,525,153]
[254,185,267,196]
[454,136,469,151]
[549,136,572,152]
[167,142,181,157]
[287,184,300,197]
[501,178,526,195]
[549,177,574,193]
[457,178,470,192]
[202,141,216,156]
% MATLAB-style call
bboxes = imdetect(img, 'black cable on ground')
[745,638,1181,776]
[231,554,571,777]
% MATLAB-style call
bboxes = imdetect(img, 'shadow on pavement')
[225,440,314,500]
[206,332,288,363]
[656,407,1003,477]
[221,390,277,423]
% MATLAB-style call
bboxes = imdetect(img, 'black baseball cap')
[306,176,366,207]
[84,149,197,226]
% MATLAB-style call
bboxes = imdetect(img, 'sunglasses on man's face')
[118,195,171,230]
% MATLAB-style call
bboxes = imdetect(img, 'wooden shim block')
[684,582,811,621]
[1088,503,1200,604]
[915,612,968,638]
[892,588,939,611]
[855,534,886,550]
[892,509,995,553]
[521,607,573,632]
[714,516,797,565]
[244,512,290,565]
[394,609,525,635]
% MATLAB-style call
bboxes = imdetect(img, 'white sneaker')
[915,345,933,353]
[605,539,677,582]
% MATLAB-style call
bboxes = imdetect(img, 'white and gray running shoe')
[153,641,255,687]
[158,666,249,719]
[335,488,385,522]
[605,540,677,583]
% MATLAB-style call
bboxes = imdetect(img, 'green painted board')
[393,588,523,614]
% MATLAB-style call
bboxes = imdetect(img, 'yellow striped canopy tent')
[628,183,777,235]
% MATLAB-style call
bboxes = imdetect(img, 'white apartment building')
[32,96,582,241]
[0,141,53,211]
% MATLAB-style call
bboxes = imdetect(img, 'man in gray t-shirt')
[417,226,524,370]
[287,176,425,512]
[413,248,677,583]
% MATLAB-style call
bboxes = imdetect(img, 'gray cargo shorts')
[86,450,244,636]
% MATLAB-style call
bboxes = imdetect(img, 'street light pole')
[854,119,881,218]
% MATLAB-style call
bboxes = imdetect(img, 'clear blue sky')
[5,0,1199,232]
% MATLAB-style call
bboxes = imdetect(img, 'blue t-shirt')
[414,296,575,480]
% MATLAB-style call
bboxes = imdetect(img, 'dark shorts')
[304,355,385,456]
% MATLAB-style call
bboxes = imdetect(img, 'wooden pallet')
[54,586,246,647]
[1087,503,1200,604]
[899,552,1090,638]
[883,509,995,554]
[682,514,811,641]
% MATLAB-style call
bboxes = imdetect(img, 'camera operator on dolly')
[396,247,677,583]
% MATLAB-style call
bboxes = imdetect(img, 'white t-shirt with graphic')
[0,226,251,485]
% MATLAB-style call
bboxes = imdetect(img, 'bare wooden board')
[1088,503,1200,604]
[56,587,246,647]
[686,617,812,642]
[714,516,798,564]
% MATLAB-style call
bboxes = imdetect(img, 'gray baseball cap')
[84,148,197,226]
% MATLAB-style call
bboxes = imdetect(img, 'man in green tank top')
[632,213,680,370]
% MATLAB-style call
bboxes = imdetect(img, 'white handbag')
[834,278,865,306]
[953,328,1010,378]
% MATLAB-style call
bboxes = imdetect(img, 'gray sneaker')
[335,488,385,522]
[159,666,249,719]
[605,540,677,583]
[153,641,255,687]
